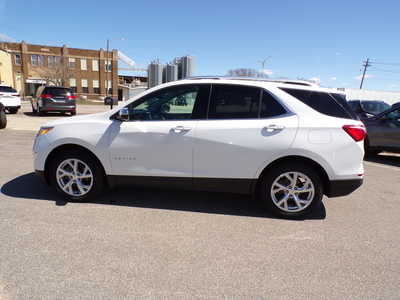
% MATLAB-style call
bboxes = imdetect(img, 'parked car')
[0,103,7,129]
[363,105,400,155]
[33,77,365,218]
[347,100,391,119]
[0,85,21,114]
[31,86,76,116]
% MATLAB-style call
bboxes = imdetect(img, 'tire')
[48,150,106,201]
[32,104,37,114]
[259,162,323,219]
[71,111,76,116]
[0,109,6,129]
[8,108,18,114]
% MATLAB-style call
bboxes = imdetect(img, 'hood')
[42,111,111,127]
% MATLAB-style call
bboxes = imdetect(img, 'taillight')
[343,125,366,142]
[67,95,76,100]
[41,94,52,99]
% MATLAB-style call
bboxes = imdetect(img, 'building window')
[48,56,61,68]
[105,80,112,95]
[70,78,77,93]
[81,79,88,94]
[15,54,21,65]
[105,61,112,72]
[93,80,100,94]
[81,59,87,71]
[68,57,76,69]
[31,54,44,66]
[92,59,99,71]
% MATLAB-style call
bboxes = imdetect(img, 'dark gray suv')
[31,86,76,116]
[364,104,400,155]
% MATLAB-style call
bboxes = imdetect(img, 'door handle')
[265,124,285,132]
[172,126,191,133]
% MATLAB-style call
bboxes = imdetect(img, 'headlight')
[37,126,54,136]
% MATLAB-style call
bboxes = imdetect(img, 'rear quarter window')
[280,88,356,120]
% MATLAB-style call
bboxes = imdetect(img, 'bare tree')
[227,68,269,78]
[36,58,74,86]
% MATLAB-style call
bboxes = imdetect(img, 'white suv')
[33,78,365,218]
[0,85,21,114]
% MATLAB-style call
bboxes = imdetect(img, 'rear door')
[193,84,298,192]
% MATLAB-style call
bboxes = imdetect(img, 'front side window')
[126,85,207,121]
[208,84,260,119]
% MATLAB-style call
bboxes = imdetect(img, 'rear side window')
[0,86,17,93]
[260,90,287,118]
[43,87,73,96]
[280,88,355,119]
[208,85,260,119]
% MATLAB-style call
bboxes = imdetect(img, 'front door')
[108,84,210,180]
[367,107,400,149]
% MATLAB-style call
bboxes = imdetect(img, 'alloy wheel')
[56,159,94,196]
[270,171,315,213]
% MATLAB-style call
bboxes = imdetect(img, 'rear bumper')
[42,104,75,112]
[325,178,363,198]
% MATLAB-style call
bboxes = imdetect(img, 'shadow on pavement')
[365,153,400,168]
[23,112,70,118]
[1,172,326,220]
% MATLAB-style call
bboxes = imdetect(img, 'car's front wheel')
[260,162,323,218]
[49,150,105,201]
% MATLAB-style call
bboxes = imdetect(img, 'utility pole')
[106,39,110,98]
[360,58,371,89]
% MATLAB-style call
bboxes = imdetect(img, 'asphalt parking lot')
[0,102,400,299]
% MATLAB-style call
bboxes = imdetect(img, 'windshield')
[361,101,390,115]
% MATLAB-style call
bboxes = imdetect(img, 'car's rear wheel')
[0,108,7,129]
[260,162,323,218]
[49,150,105,201]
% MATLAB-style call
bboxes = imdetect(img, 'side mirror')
[118,108,130,121]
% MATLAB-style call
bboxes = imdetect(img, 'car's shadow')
[1,173,326,221]
[365,153,400,168]
[23,112,71,118]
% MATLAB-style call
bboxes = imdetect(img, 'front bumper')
[325,178,363,197]
[5,105,21,109]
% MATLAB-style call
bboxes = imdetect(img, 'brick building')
[0,41,118,99]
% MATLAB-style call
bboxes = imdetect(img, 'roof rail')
[183,76,319,87]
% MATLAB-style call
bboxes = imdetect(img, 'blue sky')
[1,0,400,90]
